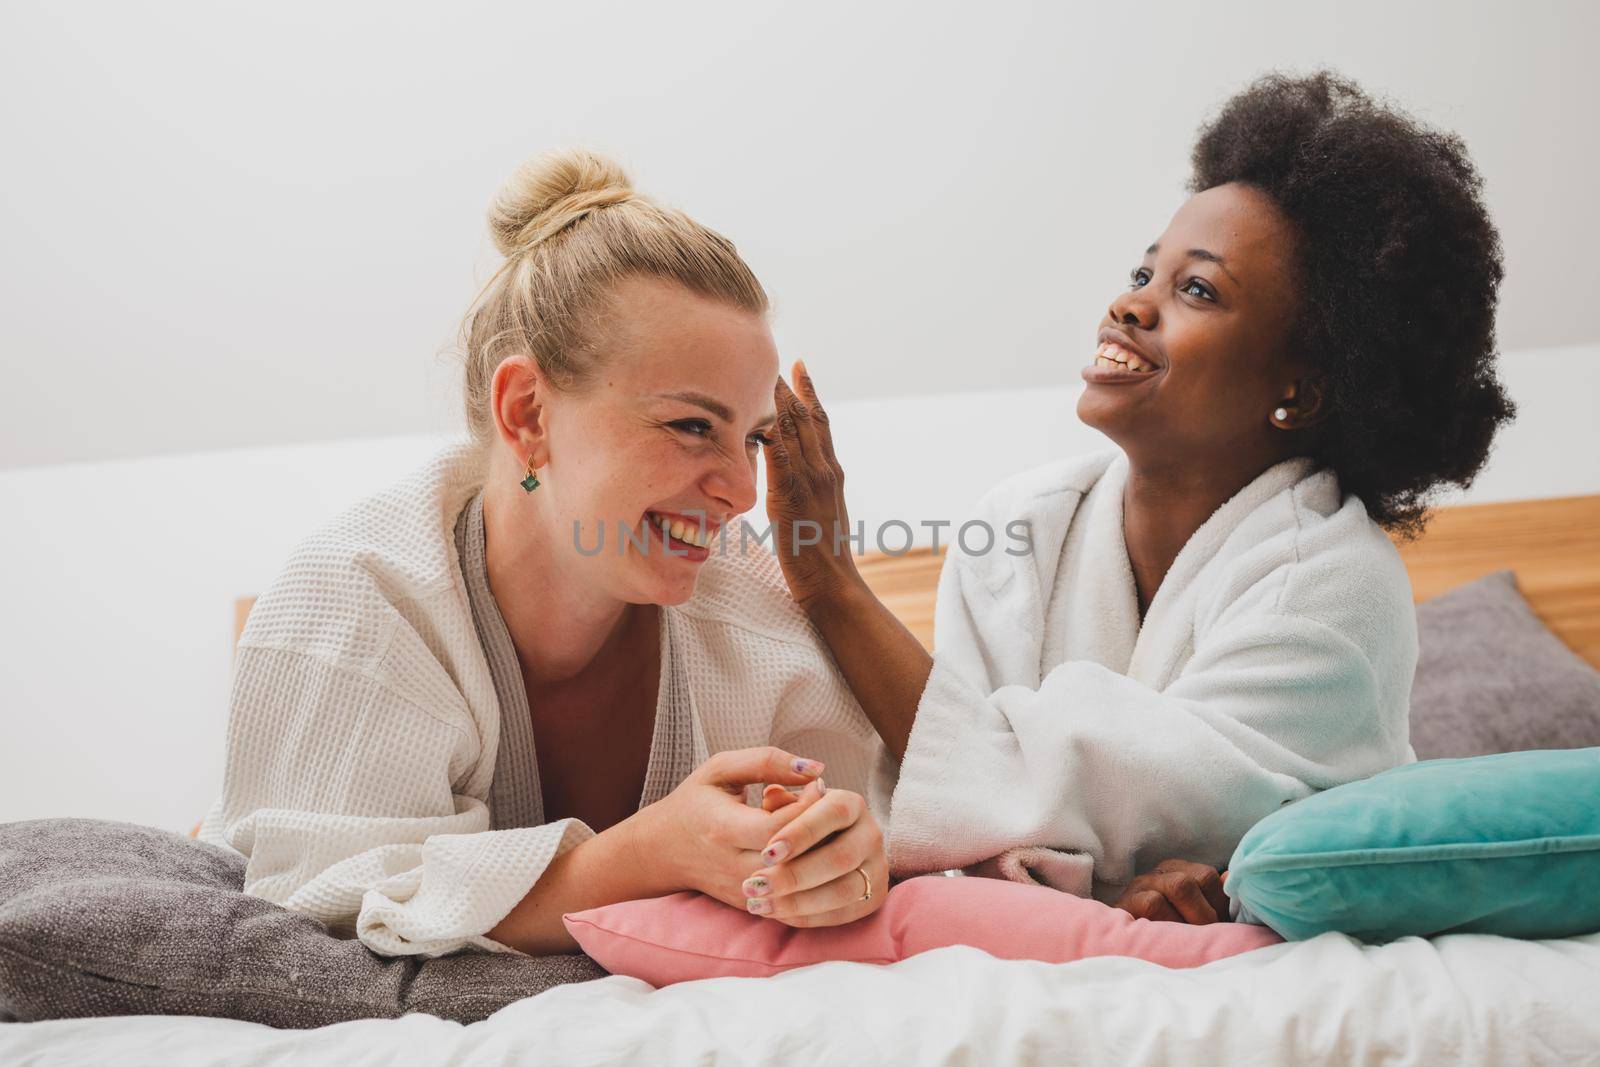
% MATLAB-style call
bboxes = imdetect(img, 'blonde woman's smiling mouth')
[644,509,719,558]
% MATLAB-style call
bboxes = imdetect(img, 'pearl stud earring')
[1273,407,1289,424]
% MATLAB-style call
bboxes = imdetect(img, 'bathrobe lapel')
[968,478,1078,689]
[657,607,712,781]
[1126,455,1319,689]
[1046,451,1142,680]
[1038,452,1322,692]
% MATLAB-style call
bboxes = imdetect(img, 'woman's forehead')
[593,282,778,415]
[1150,184,1300,300]
[607,321,778,397]
[1161,185,1298,265]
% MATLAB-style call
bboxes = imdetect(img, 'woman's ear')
[1271,374,1333,430]
[492,354,553,467]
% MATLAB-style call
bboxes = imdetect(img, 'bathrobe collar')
[1041,450,1321,689]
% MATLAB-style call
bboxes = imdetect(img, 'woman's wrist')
[798,568,872,629]
[793,570,930,762]
[617,801,688,897]
[488,815,676,955]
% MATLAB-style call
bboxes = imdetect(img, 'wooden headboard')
[233,493,1600,669]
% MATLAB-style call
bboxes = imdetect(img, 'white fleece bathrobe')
[885,449,1418,907]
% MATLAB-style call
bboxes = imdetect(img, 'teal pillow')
[1225,748,1600,943]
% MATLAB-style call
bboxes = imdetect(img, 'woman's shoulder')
[969,449,1120,525]
[1209,464,1415,644]
[239,439,486,676]
[1290,476,1415,621]
[947,450,1122,588]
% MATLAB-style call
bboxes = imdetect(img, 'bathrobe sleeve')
[198,644,591,958]
[885,519,1415,899]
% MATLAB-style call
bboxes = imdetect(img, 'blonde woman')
[198,150,896,958]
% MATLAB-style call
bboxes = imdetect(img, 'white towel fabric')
[887,449,1418,909]
[198,438,896,958]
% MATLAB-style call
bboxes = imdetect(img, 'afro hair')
[1189,70,1516,538]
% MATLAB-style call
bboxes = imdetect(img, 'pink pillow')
[562,875,1283,986]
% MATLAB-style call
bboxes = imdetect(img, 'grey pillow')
[0,818,605,1027]
[1409,570,1600,760]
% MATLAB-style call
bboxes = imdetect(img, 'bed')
[5,492,1599,1066]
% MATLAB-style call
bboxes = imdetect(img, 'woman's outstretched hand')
[1112,859,1231,924]
[762,360,866,614]
[759,358,934,763]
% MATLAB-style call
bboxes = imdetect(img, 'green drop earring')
[520,455,541,493]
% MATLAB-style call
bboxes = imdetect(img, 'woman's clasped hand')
[1112,859,1232,924]
[633,746,888,927]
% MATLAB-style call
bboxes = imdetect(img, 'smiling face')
[513,275,779,606]
[1077,182,1312,467]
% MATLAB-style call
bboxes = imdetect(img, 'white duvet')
[6,931,1600,1066]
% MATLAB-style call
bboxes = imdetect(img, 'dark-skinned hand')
[762,359,865,612]
[1111,859,1232,924]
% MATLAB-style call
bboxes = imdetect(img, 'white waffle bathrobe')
[884,449,1419,908]
[198,439,896,958]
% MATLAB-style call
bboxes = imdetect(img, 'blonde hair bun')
[459,146,766,448]
[488,148,636,257]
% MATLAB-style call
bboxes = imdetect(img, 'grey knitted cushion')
[1409,570,1600,760]
[0,818,605,1027]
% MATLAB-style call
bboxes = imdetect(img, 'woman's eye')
[671,419,713,437]
[1129,268,1151,288]
[1182,278,1216,301]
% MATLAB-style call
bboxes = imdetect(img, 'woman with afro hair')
[753,70,1515,925]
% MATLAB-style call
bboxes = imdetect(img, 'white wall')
[2,0,1597,470]
[3,346,1598,833]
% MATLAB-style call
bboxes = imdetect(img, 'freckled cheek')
[599,442,709,514]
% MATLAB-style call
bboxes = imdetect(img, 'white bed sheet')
[5,931,1600,1066]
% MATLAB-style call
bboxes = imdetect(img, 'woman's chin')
[653,582,698,607]
[631,564,701,607]
[1076,390,1139,438]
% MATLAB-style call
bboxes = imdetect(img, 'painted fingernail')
[746,898,772,916]
[762,839,790,865]
[743,876,770,897]
[792,758,825,776]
